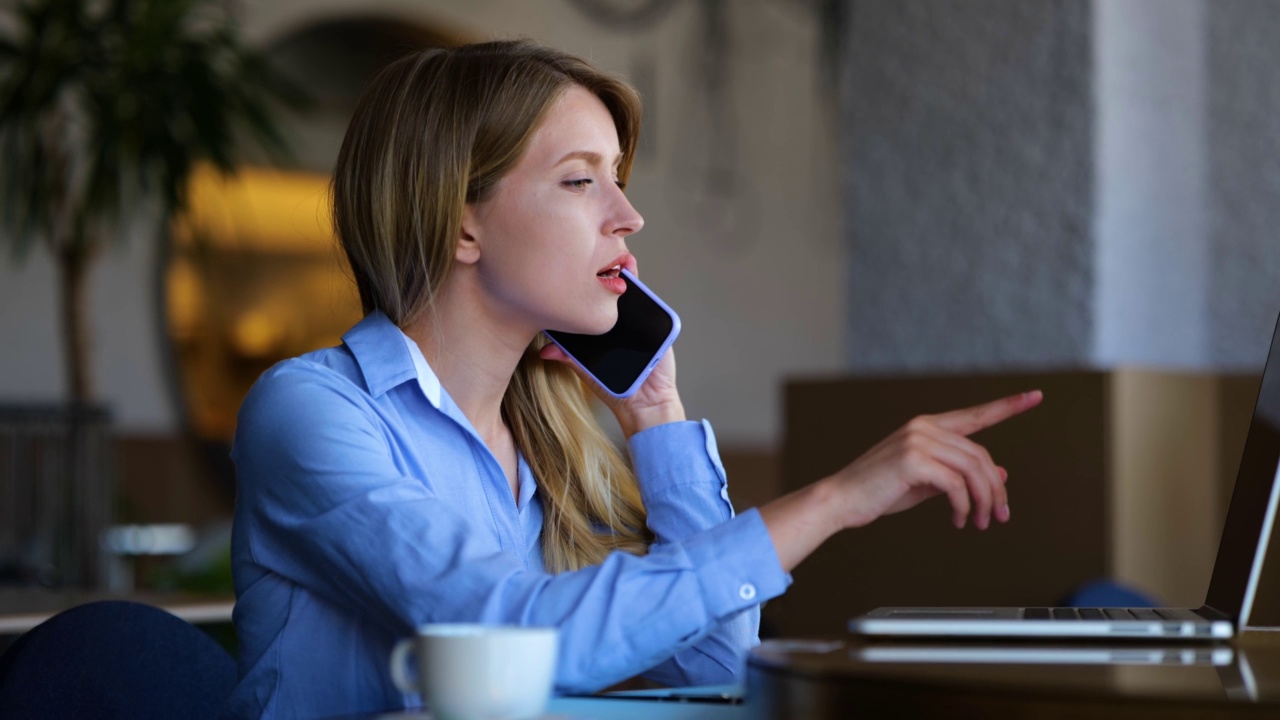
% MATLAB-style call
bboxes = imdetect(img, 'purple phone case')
[547,268,682,399]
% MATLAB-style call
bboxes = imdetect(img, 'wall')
[0,213,175,431]
[1207,0,1280,369]
[841,0,1280,374]
[842,0,1094,371]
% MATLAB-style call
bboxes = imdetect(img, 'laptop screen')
[1204,311,1280,620]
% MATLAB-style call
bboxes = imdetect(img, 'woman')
[224,40,1041,719]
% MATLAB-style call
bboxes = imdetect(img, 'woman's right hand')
[758,390,1042,572]
[821,391,1042,532]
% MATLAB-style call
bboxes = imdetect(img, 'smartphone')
[545,269,681,399]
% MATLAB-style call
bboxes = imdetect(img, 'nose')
[607,185,644,238]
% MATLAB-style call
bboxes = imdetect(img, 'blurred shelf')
[0,588,234,635]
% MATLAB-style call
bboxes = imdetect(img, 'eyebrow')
[553,150,622,169]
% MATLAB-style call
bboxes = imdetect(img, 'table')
[746,635,1280,719]
[335,689,745,720]
[0,588,234,635]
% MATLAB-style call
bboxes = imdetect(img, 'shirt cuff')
[681,508,792,620]
[628,419,732,509]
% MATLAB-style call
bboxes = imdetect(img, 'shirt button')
[738,583,757,601]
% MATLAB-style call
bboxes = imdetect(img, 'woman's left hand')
[538,342,686,438]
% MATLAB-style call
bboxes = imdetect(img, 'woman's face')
[464,85,644,337]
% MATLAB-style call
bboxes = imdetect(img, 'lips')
[597,253,636,278]
[596,253,632,295]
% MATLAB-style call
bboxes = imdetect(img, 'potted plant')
[0,0,297,587]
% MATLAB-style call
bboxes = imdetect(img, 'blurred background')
[3,0,1280,639]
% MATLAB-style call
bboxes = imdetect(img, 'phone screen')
[545,270,680,397]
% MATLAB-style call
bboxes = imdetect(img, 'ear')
[455,203,482,265]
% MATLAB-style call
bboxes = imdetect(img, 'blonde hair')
[331,40,651,572]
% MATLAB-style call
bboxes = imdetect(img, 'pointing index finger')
[932,390,1043,437]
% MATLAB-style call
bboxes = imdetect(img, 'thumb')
[539,343,593,384]
[539,343,572,363]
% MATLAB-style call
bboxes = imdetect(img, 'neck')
[400,268,538,443]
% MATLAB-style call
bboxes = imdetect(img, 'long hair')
[331,40,651,572]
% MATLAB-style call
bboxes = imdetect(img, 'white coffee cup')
[389,624,559,720]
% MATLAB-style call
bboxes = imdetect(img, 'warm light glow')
[166,163,361,441]
[166,259,204,340]
[230,310,284,358]
[176,163,334,252]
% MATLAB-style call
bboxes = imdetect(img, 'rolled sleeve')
[684,509,791,619]
[639,509,791,687]
[627,421,792,688]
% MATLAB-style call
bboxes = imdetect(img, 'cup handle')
[389,638,418,694]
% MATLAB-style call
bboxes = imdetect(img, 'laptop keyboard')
[1024,607,1173,621]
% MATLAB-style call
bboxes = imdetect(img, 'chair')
[0,600,236,720]
[1060,579,1160,609]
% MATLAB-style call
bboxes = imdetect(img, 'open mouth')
[597,264,622,279]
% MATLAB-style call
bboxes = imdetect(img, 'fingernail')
[1002,503,1011,521]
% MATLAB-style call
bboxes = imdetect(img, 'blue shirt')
[222,311,791,719]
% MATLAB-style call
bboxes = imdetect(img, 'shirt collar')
[399,327,443,409]
[341,311,441,407]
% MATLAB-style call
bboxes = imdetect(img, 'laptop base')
[849,606,1233,640]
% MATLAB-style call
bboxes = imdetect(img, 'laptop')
[848,310,1280,641]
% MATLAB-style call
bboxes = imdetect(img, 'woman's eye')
[564,178,593,189]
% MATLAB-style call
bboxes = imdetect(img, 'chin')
[575,317,618,336]
[556,308,618,336]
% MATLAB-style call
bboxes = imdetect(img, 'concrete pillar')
[1094,0,1208,368]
